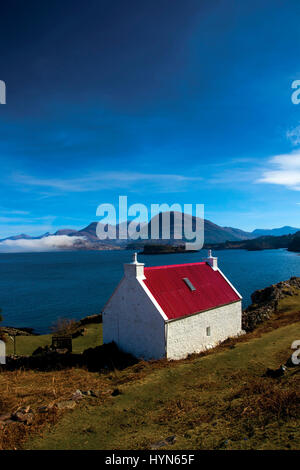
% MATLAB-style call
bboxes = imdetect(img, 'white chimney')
[124,252,145,279]
[204,249,218,270]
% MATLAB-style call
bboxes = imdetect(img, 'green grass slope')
[5,323,102,356]
[27,320,300,450]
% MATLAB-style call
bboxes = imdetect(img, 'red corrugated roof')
[143,262,240,320]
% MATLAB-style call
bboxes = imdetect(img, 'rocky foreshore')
[1,280,299,348]
[242,276,300,331]
[0,326,36,336]
[0,313,102,338]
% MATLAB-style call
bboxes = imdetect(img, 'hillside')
[0,213,254,249]
[252,226,300,237]
[243,277,300,331]
[0,279,299,450]
[4,323,102,357]
[1,213,299,252]
[287,231,300,252]
[206,231,300,252]
[64,214,254,245]
[24,318,300,450]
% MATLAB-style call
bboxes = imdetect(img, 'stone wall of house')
[103,276,166,360]
[166,301,242,360]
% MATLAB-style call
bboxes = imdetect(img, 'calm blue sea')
[0,249,299,334]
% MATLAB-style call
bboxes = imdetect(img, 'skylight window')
[183,277,196,291]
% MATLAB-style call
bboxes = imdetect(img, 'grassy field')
[25,320,300,450]
[278,290,300,316]
[5,323,102,356]
[1,294,299,450]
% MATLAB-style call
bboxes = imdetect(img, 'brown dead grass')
[0,368,113,450]
[227,372,300,433]
[156,367,300,433]
[0,408,59,451]
[0,302,299,450]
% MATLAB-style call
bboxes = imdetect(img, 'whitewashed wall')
[166,301,242,360]
[103,276,166,360]
[0,340,6,364]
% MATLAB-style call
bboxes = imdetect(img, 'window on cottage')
[182,277,196,291]
[206,326,211,337]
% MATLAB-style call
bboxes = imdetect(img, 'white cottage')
[102,251,243,360]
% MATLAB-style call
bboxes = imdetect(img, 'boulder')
[11,407,34,425]
[56,400,76,410]
[150,435,176,449]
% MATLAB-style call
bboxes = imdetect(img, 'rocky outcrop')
[0,313,102,342]
[79,313,102,326]
[0,389,106,431]
[288,232,300,252]
[242,277,300,331]
[0,326,36,336]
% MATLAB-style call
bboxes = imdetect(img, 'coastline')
[0,249,298,334]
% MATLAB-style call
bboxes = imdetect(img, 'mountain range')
[251,226,300,237]
[0,212,299,249]
[0,213,299,251]
[56,217,254,245]
[205,231,300,253]
[0,213,300,246]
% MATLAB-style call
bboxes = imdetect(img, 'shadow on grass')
[1,342,138,373]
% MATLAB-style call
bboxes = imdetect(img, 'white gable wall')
[103,276,166,360]
[166,300,242,360]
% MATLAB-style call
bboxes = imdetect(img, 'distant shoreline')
[0,249,297,334]
[0,245,299,255]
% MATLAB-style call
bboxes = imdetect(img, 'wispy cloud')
[258,151,300,191]
[0,216,52,224]
[0,215,55,224]
[12,171,202,194]
[0,235,85,253]
[0,209,30,216]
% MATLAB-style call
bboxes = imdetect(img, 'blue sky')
[0,0,300,237]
